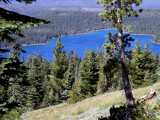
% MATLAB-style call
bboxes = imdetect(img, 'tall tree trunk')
[117,0,135,106]
[104,74,108,91]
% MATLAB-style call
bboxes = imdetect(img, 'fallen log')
[136,89,156,103]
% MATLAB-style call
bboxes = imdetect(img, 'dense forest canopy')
[0,0,51,118]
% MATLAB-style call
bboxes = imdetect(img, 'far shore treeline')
[1,9,160,48]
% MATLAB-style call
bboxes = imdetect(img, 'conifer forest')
[1,0,160,120]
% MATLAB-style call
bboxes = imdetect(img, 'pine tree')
[79,49,99,97]
[65,50,79,89]
[130,41,158,87]
[130,41,143,86]
[7,45,28,105]
[40,58,52,108]
[152,52,159,72]
[96,48,108,93]
[97,51,121,93]
[0,0,50,116]
[67,54,82,103]
[67,82,83,103]
[31,53,45,108]
[50,38,68,103]
[97,0,143,106]
[63,50,80,99]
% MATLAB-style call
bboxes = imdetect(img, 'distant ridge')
[7,0,160,9]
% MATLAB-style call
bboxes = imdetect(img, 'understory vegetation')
[21,83,160,120]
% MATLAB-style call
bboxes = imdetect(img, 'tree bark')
[117,0,135,106]
[104,74,108,91]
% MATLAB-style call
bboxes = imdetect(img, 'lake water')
[4,30,160,61]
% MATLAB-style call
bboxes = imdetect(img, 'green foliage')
[98,50,121,91]
[130,41,159,87]
[63,50,81,100]
[100,102,160,120]
[6,46,28,105]
[0,0,51,117]
[1,0,160,113]
[96,49,109,93]
[25,53,52,109]
[1,9,160,48]
[102,103,146,120]
[1,106,31,120]
[52,38,68,74]
[97,0,142,31]
[40,58,52,108]
[79,49,99,96]
[64,50,79,89]
[97,71,107,94]
[1,108,21,120]
[68,82,83,103]
[97,0,145,106]
[26,53,43,108]
[50,38,68,103]
[0,102,8,116]
[0,45,29,119]
[0,6,50,48]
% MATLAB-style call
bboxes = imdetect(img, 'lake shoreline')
[21,29,158,48]
[20,28,116,47]
[3,29,159,61]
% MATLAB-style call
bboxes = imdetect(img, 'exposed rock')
[95,114,104,119]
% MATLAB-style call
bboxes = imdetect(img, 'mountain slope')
[11,0,98,7]
[22,82,160,120]
[10,0,160,9]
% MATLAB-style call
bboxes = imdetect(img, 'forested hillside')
[1,0,160,119]
[1,9,160,48]
[3,38,159,109]
[2,38,159,119]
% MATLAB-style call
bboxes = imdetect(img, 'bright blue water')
[3,30,160,62]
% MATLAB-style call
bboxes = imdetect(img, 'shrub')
[67,82,83,103]
[99,102,160,120]
[1,106,31,120]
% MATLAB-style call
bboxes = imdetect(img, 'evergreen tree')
[130,41,158,87]
[67,82,83,103]
[26,54,33,71]
[65,51,79,89]
[97,0,143,106]
[63,50,80,99]
[0,0,50,116]
[50,38,68,103]
[79,49,99,97]
[32,53,43,108]
[7,45,28,105]
[96,48,108,93]
[152,52,159,72]
[40,58,52,108]
[97,52,121,93]
[67,54,82,103]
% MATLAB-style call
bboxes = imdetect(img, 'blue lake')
[3,30,160,61]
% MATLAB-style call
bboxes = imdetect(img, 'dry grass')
[22,82,160,120]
